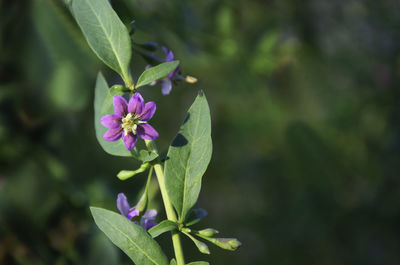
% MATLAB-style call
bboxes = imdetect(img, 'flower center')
[121,113,140,136]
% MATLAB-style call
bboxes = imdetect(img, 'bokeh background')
[1,0,400,264]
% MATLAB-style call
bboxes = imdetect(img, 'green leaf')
[94,72,132,156]
[148,220,177,238]
[90,207,169,265]
[72,0,132,84]
[139,149,159,163]
[187,262,209,265]
[170,259,177,265]
[164,92,212,222]
[117,163,150,181]
[136,61,179,88]
[185,208,208,226]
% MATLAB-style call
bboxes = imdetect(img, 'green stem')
[145,140,185,265]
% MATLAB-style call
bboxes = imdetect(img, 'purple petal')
[138,102,156,121]
[141,209,158,230]
[100,114,121,128]
[161,79,172,95]
[113,95,128,116]
[168,66,180,80]
[162,46,175,62]
[137,124,159,140]
[103,127,123,141]
[117,193,130,217]
[128,93,144,114]
[126,207,140,220]
[122,132,137,151]
[143,209,157,220]
[143,219,157,231]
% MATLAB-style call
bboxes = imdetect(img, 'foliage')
[1,0,400,264]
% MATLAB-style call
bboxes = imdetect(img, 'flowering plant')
[68,0,241,264]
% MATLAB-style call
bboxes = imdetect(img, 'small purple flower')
[101,93,159,151]
[147,46,180,95]
[117,193,157,231]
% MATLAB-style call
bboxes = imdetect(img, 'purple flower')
[117,193,157,231]
[147,46,180,95]
[100,93,159,151]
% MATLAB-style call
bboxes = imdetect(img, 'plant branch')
[145,140,185,265]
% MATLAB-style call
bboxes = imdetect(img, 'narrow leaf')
[136,61,179,88]
[90,207,169,265]
[164,92,212,222]
[94,72,132,156]
[72,0,132,84]
[148,220,177,238]
[170,259,177,265]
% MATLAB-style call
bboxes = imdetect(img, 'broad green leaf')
[164,92,212,222]
[90,207,169,265]
[94,72,132,156]
[185,208,208,226]
[187,262,209,265]
[136,61,179,88]
[148,220,177,238]
[72,0,132,84]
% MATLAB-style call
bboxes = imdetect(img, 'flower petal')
[100,114,121,128]
[168,66,180,80]
[128,93,144,114]
[139,102,156,121]
[137,123,159,140]
[126,207,139,220]
[142,219,157,231]
[162,46,175,62]
[141,209,158,230]
[161,79,172,95]
[122,132,137,151]
[113,95,128,116]
[143,209,157,220]
[117,193,130,217]
[103,127,123,142]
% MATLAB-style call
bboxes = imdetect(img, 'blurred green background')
[1,0,400,264]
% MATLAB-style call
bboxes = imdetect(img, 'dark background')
[1,0,400,264]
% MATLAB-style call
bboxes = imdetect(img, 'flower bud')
[208,238,242,251]
[135,192,148,214]
[197,240,210,255]
[198,228,219,237]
